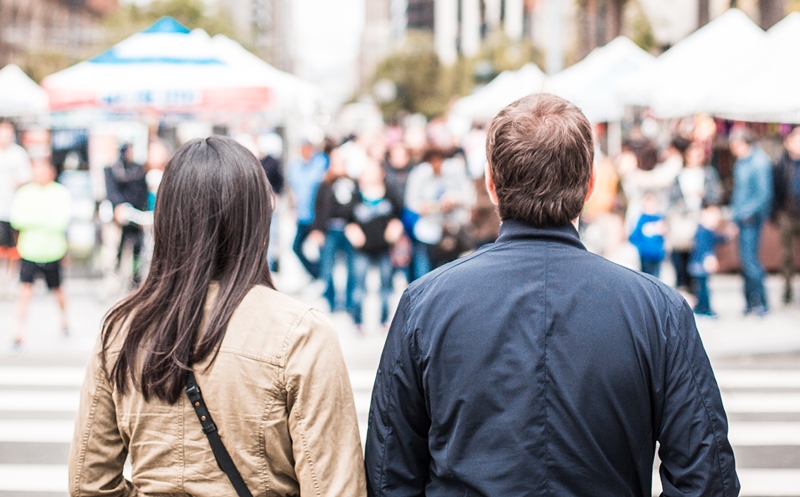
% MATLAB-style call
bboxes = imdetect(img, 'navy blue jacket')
[366,220,738,497]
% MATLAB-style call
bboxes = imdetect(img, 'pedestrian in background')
[666,141,723,291]
[773,125,800,304]
[69,137,365,496]
[730,128,773,316]
[345,157,403,331]
[690,203,728,318]
[366,94,738,496]
[0,120,32,296]
[10,158,71,349]
[287,139,327,279]
[104,143,148,287]
[258,132,285,274]
[629,191,667,278]
[404,147,474,279]
[310,146,357,315]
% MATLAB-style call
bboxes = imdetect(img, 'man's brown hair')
[486,93,594,226]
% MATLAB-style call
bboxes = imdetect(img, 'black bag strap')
[185,371,254,497]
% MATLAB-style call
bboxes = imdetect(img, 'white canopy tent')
[706,12,800,123]
[617,9,766,119]
[547,36,654,123]
[0,64,48,117]
[42,17,319,117]
[210,34,322,117]
[447,63,547,138]
[449,63,547,123]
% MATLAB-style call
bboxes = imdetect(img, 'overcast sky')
[292,0,365,105]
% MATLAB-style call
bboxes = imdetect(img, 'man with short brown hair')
[366,94,738,496]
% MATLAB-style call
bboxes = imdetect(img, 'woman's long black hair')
[101,136,274,404]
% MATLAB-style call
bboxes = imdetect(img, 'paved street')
[0,268,799,496]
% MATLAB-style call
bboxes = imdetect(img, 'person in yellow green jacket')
[10,158,71,349]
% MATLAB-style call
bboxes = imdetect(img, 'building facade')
[0,0,117,79]
[216,0,295,73]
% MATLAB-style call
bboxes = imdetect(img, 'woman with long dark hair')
[68,137,366,496]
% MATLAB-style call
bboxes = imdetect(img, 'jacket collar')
[495,219,587,251]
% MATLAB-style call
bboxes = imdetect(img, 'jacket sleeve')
[365,291,430,497]
[68,339,134,497]
[284,309,367,497]
[656,298,740,496]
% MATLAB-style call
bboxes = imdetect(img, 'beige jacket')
[68,284,367,497]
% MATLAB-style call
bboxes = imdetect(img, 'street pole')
[546,0,563,75]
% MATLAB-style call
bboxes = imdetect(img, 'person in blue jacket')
[629,191,667,278]
[729,129,773,316]
[365,94,739,497]
[689,204,728,318]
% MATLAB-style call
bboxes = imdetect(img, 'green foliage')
[623,0,656,53]
[21,50,74,83]
[370,30,541,119]
[103,0,240,47]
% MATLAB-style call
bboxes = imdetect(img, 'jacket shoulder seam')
[668,300,733,496]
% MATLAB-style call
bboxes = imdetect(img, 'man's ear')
[584,163,597,203]
[485,161,499,205]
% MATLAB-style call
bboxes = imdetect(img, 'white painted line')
[722,392,800,413]
[0,420,75,443]
[0,367,85,387]
[348,369,377,391]
[354,391,371,416]
[0,465,67,492]
[729,422,800,446]
[654,469,800,496]
[716,370,800,389]
[0,391,79,412]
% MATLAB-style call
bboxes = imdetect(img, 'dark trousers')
[671,250,693,290]
[292,222,319,279]
[780,214,800,298]
[350,250,393,325]
[738,217,767,310]
[693,276,713,315]
[640,258,661,278]
[409,240,432,283]
[318,227,354,313]
[118,225,144,284]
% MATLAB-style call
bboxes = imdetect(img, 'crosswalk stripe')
[0,391,80,412]
[728,422,800,446]
[2,367,800,496]
[348,369,376,391]
[722,392,800,413]
[652,469,800,496]
[0,420,75,443]
[0,465,67,492]
[2,418,797,447]
[0,367,377,390]
[0,367,85,387]
[6,367,797,393]
[715,370,800,389]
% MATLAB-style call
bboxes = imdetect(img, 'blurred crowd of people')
[271,124,499,332]
[585,119,800,319]
[2,112,800,344]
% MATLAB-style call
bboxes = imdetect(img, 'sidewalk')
[0,271,798,361]
[690,274,800,358]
